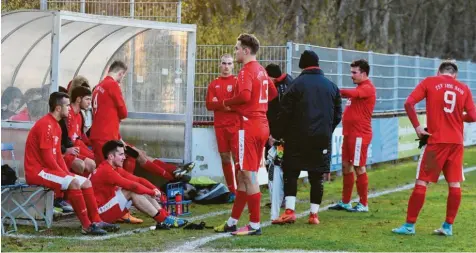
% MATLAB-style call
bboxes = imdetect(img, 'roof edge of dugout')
[2,10,197,32]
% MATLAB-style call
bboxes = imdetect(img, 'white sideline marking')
[170,166,476,252]
[4,166,476,244]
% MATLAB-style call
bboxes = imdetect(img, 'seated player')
[60,86,96,177]
[24,91,119,235]
[90,140,188,228]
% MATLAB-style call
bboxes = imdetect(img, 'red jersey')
[408,75,475,144]
[341,79,376,144]
[66,105,83,141]
[233,61,278,120]
[24,114,68,177]
[90,161,156,207]
[90,76,127,141]
[206,75,239,127]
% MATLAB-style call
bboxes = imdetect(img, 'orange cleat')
[117,212,143,224]
[272,209,296,225]
[308,212,320,225]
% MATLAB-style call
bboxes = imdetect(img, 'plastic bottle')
[175,193,182,215]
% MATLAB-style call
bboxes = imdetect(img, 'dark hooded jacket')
[272,67,342,172]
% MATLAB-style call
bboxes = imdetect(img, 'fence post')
[177,0,182,23]
[393,54,399,111]
[367,50,373,77]
[337,47,343,88]
[127,0,135,111]
[129,0,135,18]
[286,41,293,76]
[415,56,420,109]
[80,0,85,13]
[40,0,47,10]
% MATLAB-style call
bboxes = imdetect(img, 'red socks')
[153,208,169,223]
[446,187,462,224]
[143,161,174,181]
[82,187,102,223]
[66,189,91,229]
[342,172,355,203]
[222,162,236,194]
[248,192,261,223]
[153,159,177,174]
[356,173,369,206]
[406,184,427,223]
[231,190,247,220]
[123,157,137,173]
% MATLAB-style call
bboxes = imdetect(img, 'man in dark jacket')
[271,50,342,225]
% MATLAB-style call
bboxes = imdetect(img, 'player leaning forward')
[393,60,476,236]
[214,33,278,236]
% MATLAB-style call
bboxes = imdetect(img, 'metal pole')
[177,0,182,23]
[393,54,399,111]
[184,30,197,163]
[337,47,343,88]
[40,0,47,10]
[286,41,292,76]
[50,12,61,94]
[367,51,373,77]
[127,0,135,111]
[80,0,86,13]
[415,56,420,109]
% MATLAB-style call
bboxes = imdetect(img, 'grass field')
[2,147,476,252]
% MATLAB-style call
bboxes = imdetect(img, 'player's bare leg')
[71,159,86,175]
[393,179,429,235]
[433,181,461,236]
[122,190,187,229]
[83,158,96,174]
[220,152,237,195]
[329,161,354,211]
[349,165,369,212]
[231,170,262,236]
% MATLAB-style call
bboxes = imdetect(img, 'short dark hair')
[350,59,370,76]
[71,86,92,103]
[48,92,69,112]
[108,60,128,73]
[237,33,260,55]
[59,86,68,93]
[102,140,124,159]
[1,87,23,106]
[438,60,458,74]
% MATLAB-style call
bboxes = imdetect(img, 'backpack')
[1,164,18,186]
[193,183,231,204]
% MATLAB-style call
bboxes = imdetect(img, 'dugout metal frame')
[1,10,197,163]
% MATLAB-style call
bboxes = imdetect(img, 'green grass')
[2,147,476,252]
[203,173,476,252]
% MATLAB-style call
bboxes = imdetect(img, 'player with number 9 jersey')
[405,62,476,183]
[89,63,128,164]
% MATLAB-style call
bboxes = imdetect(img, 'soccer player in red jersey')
[329,59,376,213]
[393,60,476,236]
[61,86,96,177]
[90,140,187,228]
[214,34,278,236]
[90,60,193,223]
[24,92,118,235]
[206,53,239,196]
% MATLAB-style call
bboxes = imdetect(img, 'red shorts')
[417,143,464,183]
[25,168,87,193]
[64,154,88,169]
[342,136,369,167]
[215,125,239,154]
[74,139,95,159]
[91,139,108,164]
[97,189,132,223]
[237,118,269,172]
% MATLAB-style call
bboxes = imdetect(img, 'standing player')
[329,59,376,213]
[214,33,278,236]
[206,54,239,197]
[393,61,476,236]
[91,140,187,228]
[90,60,192,223]
[24,92,118,235]
[60,86,96,177]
